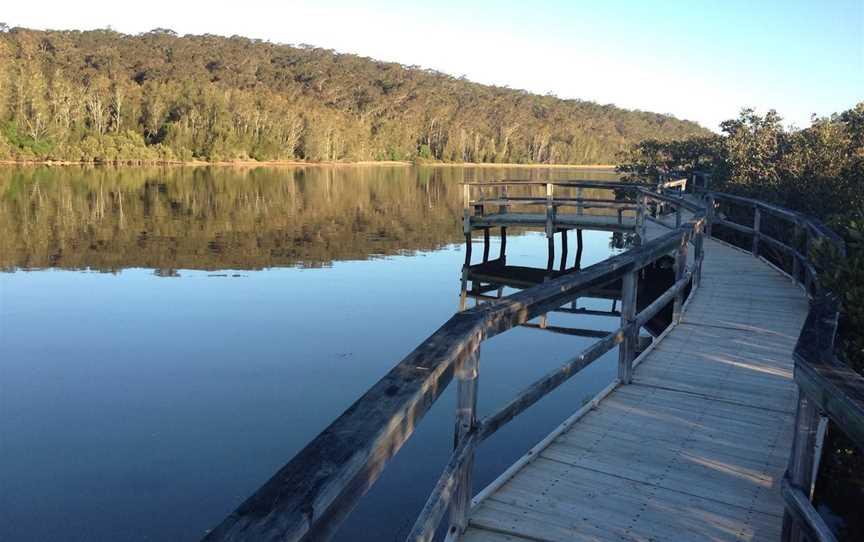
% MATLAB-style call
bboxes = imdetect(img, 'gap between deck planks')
[457,213,809,542]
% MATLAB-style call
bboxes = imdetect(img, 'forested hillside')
[0,26,708,164]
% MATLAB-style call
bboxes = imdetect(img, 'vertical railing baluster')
[694,224,704,289]
[753,205,761,257]
[636,193,647,246]
[803,227,813,295]
[618,269,638,384]
[706,194,715,237]
[577,186,584,215]
[673,232,689,323]
[545,182,554,240]
[793,220,802,284]
[781,394,820,542]
[449,344,480,537]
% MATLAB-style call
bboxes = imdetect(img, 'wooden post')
[673,233,689,323]
[618,270,638,384]
[576,186,584,215]
[803,229,813,295]
[499,227,507,261]
[752,205,761,257]
[810,415,829,499]
[462,184,471,236]
[792,221,802,284]
[560,229,569,271]
[545,182,554,239]
[693,226,704,289]
[575,229,584,270]
[781,394,820,542]
[449,344,479,536]
[501,184,510,215]
[638,193,648,243]
[546,235,555,274]
[459,266,469,312]
[635,195,644,246]
[482,228,490,263]
[706,194,715,237]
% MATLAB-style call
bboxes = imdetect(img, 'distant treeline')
[0,26,707,164]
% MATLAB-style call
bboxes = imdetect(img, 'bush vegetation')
[0,27,707,164]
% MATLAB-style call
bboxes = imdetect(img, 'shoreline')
[0,159,616,169]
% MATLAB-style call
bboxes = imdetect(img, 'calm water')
[0,165,626,541]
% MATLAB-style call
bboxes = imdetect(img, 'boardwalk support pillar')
[618,269,638,384]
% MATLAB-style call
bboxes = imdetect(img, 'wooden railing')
[462,179,653,241]
[695,188,863,542]
[202,182,706,542]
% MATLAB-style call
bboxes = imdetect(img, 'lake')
[0,165,627,541]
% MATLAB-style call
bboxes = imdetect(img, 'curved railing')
[203,175,862,542]
[695,187,862,542]
[202,181,707,542]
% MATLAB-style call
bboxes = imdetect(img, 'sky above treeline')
[4,0,862,131]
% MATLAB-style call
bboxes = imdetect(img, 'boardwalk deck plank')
[458,212,807,542]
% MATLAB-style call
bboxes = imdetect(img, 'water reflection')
[0,165,619,272]
[0,165,629,542]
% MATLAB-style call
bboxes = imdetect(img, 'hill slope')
[0,27,710,163]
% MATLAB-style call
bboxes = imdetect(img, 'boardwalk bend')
[203,176,863,542]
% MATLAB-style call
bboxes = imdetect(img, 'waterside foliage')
[0,27,707,164]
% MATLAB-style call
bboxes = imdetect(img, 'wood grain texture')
[459,234,808,542]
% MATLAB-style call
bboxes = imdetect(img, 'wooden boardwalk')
[459,222,809,541]
[204,185,859,542]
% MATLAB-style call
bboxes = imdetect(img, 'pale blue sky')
[4,0,862,130]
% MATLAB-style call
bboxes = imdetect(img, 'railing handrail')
[463,179,654,189]
[203,189,706,542]
[695,185,861,542]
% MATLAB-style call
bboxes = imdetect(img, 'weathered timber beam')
[521,322,611,338]
[476,229,689,339]
[470,198,639,211]
[780,476,838,542]
[634,270,693,329]
[637,187,703,213]
[465,180,653,189]
[551,306,621,317]
[716,218,755,235]
[404,432,477,542]
[793,294,864,449]
[204,224,696,542]
[477,330,621,441]
[758,233,795,255]
[201,312,485,542]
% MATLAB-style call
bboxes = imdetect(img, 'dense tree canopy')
[0,27,707,163]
